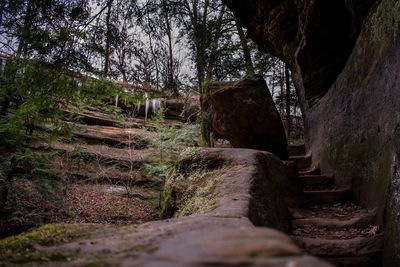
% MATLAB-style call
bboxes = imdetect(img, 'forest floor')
[1,180,158,237]
[0,103,191,238]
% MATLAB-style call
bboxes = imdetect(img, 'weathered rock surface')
[0,148,333,267]
[224,0,400,265]
[201,75,288,160]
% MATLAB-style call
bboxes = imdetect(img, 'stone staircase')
[288,144,384,267]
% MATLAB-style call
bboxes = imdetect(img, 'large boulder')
[201,75,288,160]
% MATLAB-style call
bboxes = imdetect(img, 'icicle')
[145,93,149,122]
[115,95,119,108]
[152,99,157,115]
[157,99,161,111]
[0,58,5,75]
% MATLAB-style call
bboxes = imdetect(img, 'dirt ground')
[0,179,159,238]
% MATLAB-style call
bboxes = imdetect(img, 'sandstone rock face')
[201,75,288,160]
[223,0,400,265]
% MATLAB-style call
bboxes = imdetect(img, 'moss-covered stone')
[0,223,100,263]
[160,185,177,218]
[322,135,392,211]
[384,197,400,267]
[81,259,113,267]
[160,148,229,218]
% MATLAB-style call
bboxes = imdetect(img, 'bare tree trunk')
[0,95,10,117]
[191,0,208,92]
[280,63,285,114]
[162,0,177,96]
[145,8,160,92]
[206,5,225,81]
[271,67,276,98]
[167,29,176,94]
[196,48,206,91]
[200,0,209,85]
[0,157,17,213]
[234,16,254,75]
[16,0,34,58]
[149,36,160,91]
[0,0,6,29]
[103,0,114,76]
[285,63,291,137]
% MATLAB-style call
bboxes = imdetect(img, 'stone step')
[288,143,306,157]
[291,233,384,267]
[324,254,383,267]
[299,166,321,175]
[33,142,151,170]
[301,175,334,187]
[63,110,119,127]
[304,188,352,204]
[291,210,377,231]
[289,155,312,170]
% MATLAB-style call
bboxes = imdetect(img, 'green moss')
[81,260,112,267]
[47,252,71,262]
[0,223,98,262]
[115,225,137,234]
[322,135,392,208]
[383,198,400,267]
[174,169,222,217]
[160,149,229,218]
[200,119,211,145]
[369,0,400,46]
[4,252,73,264]
[176,147,225,174]
[160,186,177,218]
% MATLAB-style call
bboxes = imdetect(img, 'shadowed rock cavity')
[223,0,400,265]
[201,75,288,160]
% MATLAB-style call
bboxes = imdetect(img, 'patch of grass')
[0,223,98,262]
[81,259,112,267]
[160,148,229,218]
[140,108,201,213]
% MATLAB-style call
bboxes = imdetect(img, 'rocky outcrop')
[223,0,400,265]
[0,148,334,267]
[223,0,377,106]
[201,75,288,160]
